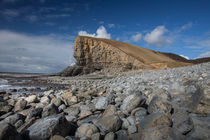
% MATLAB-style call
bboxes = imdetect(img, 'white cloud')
[108,24,115,28]
[179,55,189,60]
[0,30,74,73]
[177,22,193,32]
[131,33,142,42]
[197,51,210,58]
[78,26,111,39]
[78,31,96,37]
[144,25,171,46]
[1,9,19,17]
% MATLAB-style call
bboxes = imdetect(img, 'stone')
[172,109,193,135]
[90,132,101,140]
[14,99,27,112]
[141,126,185,140]
[115,130,129,140]
[25,95,38,103]
[43,90,54,96]
[148,95,172,115]
[51,98,62,107]
[0,122,21,140]
[50,135,66,140]
[75,123,98,138]
[14,119,24,128]
[122,118,130,129]
[128,125,137,134]
[58,104,66,112]
[40,96,51,105]
[102,105,117,117]
[95,96,110,110]
[23,115,72,140]
[3,113,25,126]
[120,94,144,115]
[104,132,115,140]
[134,108,147,123]
[61,92,77,106]
[138,112,171,132]
[187,115,210,140]
[0,105,13,115]
[95,115,122,134]
[64,107,80,116]
[42,103,59,117]
[65,115,77,122]
[79,109,92,119]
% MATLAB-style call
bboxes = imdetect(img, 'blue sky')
[0,0,210,73]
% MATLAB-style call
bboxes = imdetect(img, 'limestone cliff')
[60,36,191,76]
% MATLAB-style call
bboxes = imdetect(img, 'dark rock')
[172,109,194,135]
[0,122,21,140]
[49,135,66,140]
[23,115,72,140]
[115,130,129,140]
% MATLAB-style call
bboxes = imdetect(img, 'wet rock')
[14,99,27,112]
[23,115,72,140]
[42,103,59,117]
[120,94,144,115]
[75,123,98,138]
[95,114,122,134]
[0,122,21,140]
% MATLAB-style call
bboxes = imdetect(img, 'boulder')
[51,98,62,107]
[42,103,59,117]
[95,96,110,110]
[138,112,171,132]
[23,115,72,140]
[25,95,38,104]
[49,135,66,140]
[64,107,80,116]
[75,123,98,138]
[104,132,115,140]
[95,115,122,134]
[120,94,144,115]
[102,105,117,117]
[14,99,27,112]
[3,113,25,126]
[40,96,51,106]
[0,122,21,140]
[148,95,172,115]
[172,109,194,135]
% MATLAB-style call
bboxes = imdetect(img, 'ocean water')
[0,78,11,91]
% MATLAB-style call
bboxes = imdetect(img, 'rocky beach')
[0,61,210,140]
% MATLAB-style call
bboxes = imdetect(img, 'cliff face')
[73,36,151,70]
[60,36,191,76]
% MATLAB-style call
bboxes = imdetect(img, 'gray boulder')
[75,123,98,138]
[42,103,59,117]
[23,115,72,140]
[120,94,144,115]
[95,114,122,134]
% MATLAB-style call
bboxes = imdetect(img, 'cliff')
[61,36,191,76]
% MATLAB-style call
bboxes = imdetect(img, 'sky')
[0,0,210,73]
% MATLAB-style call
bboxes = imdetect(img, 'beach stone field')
[0,62,210,140]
